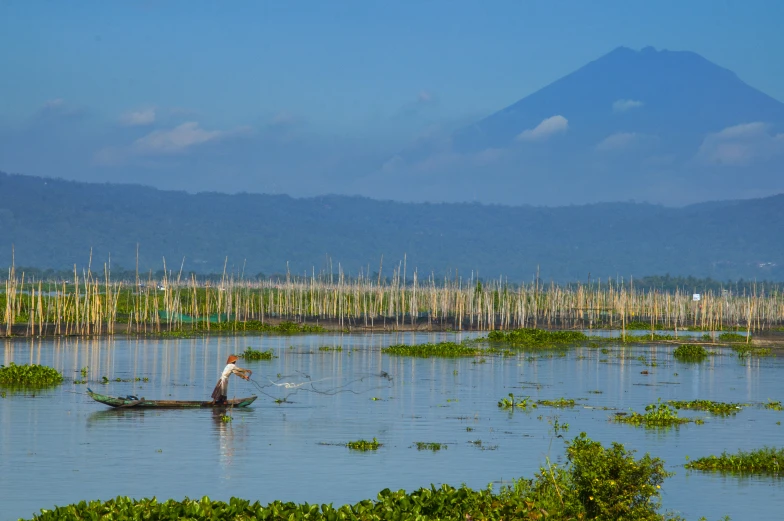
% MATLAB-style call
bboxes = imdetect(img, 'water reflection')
[1,332,783,521]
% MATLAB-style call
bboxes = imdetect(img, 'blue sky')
[1,1,783,202]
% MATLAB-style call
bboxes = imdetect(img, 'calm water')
[1,333,782,520]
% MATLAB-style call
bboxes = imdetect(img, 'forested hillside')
[1,172,782,282]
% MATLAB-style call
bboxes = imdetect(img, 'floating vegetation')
[685,447,784,474]
[765,400,783,411]
[488,328,588,347]
[673,344,708,361]
[20,433,680,521]
[381,342,482,358]
[732,345,772,357]
[318,345,343,352]
[0,363,63,387]
[718,332,748,343]
[346,438,381,451]
[498,393,537,410]
[414,442,445,451]
[469,439,498,451]
[240,347,274,360]
[100,376,149,384]
[667,400,745,416]
[537,397,576,408]
[220,415,232,423]
[587,390,603,394]
[624,321,664,330]
[614,400,696,427]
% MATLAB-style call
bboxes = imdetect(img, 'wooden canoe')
[86,388,258,408]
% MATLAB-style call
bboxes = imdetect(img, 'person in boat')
[211,355,252,404]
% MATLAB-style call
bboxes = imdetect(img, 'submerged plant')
[347,438,381,451]
[381,342,482,358]
[685,447,784,474]
[240,347,274,361]
[0,363,63,387]
[615,399,694,427]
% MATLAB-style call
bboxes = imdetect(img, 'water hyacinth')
[614,400,696,427]
[239,347,274,360]
[381,342,482,358]
[672,344,708,360]
[0,362,63,387]
[685,447,784,474]
[21,434,676,521]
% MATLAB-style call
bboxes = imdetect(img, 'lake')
[1,332,782,520]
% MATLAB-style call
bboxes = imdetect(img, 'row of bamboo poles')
[2,260,782,337]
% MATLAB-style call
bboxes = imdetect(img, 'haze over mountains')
[2,46,784,207]
[362,46,784,205]
[2,172,783,282]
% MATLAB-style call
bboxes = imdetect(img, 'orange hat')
[227,355,238,364]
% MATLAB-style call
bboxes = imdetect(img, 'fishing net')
[246,370,393,403]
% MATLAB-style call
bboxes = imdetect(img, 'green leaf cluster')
[685,447,784,474]
[381,342,482,358]
[23,433,678,521]
[667,400,744,416]
[0,362,63,387]
[240,347,274,361]
[488,328,588,347]
[673,344,708,361]
[615,400,695,427]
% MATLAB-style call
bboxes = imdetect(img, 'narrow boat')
[86,388,258,408]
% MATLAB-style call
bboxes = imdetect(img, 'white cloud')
[697,122,784,166]
[596,132,638,151]
[133,121,224,154]
[613,99,644,113]
[94,121,251,165]
[516,115,568,142]
[120,108,156,126]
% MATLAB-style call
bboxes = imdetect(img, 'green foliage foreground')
[0,363,63,387]
[24,433,682,521]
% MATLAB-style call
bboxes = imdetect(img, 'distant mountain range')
[2,172,783,281]
[364,46,784,206]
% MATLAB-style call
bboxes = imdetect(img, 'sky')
[1,1,784,202]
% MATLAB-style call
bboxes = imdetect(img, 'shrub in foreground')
[24,433,680,521]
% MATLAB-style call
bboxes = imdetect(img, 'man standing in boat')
[211,355,252,405]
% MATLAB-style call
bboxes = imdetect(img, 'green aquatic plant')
[318,345,343,352]
[765,399,783,411]
[220,415,232,423]
[537,397,576,408]
[240,347,274,361]
[718,332,747,343]
[20,433,680,521]
[381,342,482,358]
[732,345,771,357]
[0,363,63,387]
[414,442,444,452]
[667,400,745,416]
[346,438,381,451]
[614,400,694,427]
[624,321,664,330]
[673,344,708,361]
[488,328,588,347]
[498,393,537,410]
[685,447,784,474]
